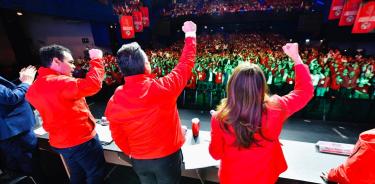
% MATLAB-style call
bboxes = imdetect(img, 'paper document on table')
[182,143,220,169]
[95,124,113,144]
[34,126,47,135]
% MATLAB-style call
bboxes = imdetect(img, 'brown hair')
[217,63,269,148]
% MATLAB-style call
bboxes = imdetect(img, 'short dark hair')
[116,42,146,77]
[39,44,71,67]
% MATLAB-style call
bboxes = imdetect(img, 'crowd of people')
[112,0,142,16]
[1,21,374,184]
[146,33,375,100]
[162,0,313,17]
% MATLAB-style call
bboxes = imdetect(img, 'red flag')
[119,16,135,39]
[352,1,375,33]
[329,0,346,20]
[339,0,362,26]
[140,7,150,27]
[132,11,143,32]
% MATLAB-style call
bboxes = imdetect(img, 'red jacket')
[105,37,196,159]
[26,59,104,148]
[209,64,314,184]
[328,129,375,184]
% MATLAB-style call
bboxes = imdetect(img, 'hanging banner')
[329,0,346,20]
[133,11,143,32]
[140,7,150,27]
[352,1,375,33]
[339,0,362,26]
[119,16,135,39]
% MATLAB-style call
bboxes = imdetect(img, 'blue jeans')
[52,136,105,184]
[131,149,182,184]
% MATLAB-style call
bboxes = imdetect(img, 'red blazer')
[209,64,314,184]
[26,59,104,148]
[105,37,196,159]
[328,129,375,184]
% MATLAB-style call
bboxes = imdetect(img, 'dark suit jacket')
[0,76,35,140]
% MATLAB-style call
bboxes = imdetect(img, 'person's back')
[105,21,197,184]
[209,43,314,184]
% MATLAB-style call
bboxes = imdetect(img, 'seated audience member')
[209,43,314,183]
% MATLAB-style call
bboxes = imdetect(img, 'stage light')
[320,40,324,43]
[289,39,293,42]
[204,26,207,29]
[110,25,113,28]
[305,39,310,44]
[221,26,224,30]
[16,11,23,16]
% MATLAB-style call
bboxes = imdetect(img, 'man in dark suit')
[0,66,38,177]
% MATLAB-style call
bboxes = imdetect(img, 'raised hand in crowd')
[19,65,37,85]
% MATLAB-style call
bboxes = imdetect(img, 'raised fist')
[282,43,301,63]
[89,49,103,60]
[182,21,197,33]
[19,65,37,85]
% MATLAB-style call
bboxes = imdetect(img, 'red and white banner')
[339,0,362,26]
[119,16,135,39]
[140,7,150,27]
[329,0,346,20]
[352,1,375,33]
[132,11,143,32]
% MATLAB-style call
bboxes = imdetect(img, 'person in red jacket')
[321,128,375,184]
[26,45,106,184]
[209,43,314,184]
[105,21,196,184]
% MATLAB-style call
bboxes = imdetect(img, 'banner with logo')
[140,7,150,27]
[133,11,143,32]
[339,0,362,26]
[119,16,135,39]
[329,0,346,20]
[352,1,375,33]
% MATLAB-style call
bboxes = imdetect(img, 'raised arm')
[277,43,314,117]
[156,21,197,96]
[61,49,105,99]
[0,66,36,105]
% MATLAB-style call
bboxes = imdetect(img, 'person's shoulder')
[265,95,284,110]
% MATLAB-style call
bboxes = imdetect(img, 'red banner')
[132,11,143,32]
[329,0,346,20]
[140,7,150,27]
[339,0,362,26]
[119,16,135,39]
[352,1,375,33]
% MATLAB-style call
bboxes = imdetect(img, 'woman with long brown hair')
[209,43,314,184]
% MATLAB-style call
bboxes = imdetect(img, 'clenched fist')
[89,49,103,60]
[282,43,302,65]
[182,21,197,33]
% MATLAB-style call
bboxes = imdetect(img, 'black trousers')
[131,149,182,184]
